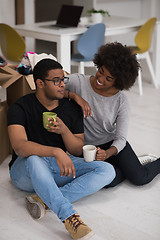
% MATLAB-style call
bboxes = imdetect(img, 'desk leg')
[57,36,71,73]
[153,22,160,86]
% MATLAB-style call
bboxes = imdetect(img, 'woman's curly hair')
[93,42,140,90]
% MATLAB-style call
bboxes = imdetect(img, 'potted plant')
[87,8,110,24]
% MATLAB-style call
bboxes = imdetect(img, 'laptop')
[41,5,84,29]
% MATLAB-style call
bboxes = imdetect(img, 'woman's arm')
[64,90,92,118]
[96,95,130,161]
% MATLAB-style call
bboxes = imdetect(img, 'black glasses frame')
[42,76,69,86]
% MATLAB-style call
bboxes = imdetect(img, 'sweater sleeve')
[110,94,130,153]
[66,73,85,95]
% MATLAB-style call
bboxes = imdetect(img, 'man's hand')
[47,115,83,157]
[47,117,68,135]
[55,149,76,178]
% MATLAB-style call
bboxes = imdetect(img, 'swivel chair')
[71,23,106,74]
[130,17,158,95]
[0,23,26,63]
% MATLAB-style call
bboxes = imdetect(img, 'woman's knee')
[128,174,149,186]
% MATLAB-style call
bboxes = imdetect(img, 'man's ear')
[36,79,44,88]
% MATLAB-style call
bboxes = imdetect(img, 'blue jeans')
[10,155,115,221]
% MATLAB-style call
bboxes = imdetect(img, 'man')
[7,59,115,240]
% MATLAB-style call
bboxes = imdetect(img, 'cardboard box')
[0,65,35,163]
[0,101,10,164]
[0,65,35,106]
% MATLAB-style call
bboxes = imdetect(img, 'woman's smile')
[96,78,103,86]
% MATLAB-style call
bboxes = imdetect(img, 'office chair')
[130,17,158,95]
[0,23,26,63]
[71,23,105,74]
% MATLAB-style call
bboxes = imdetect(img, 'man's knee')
[26,155,44,172]
[26,155,39,165]
[96,161,116,184]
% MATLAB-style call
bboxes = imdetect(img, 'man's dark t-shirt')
[7,93,84,169]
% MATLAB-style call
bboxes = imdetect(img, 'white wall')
[73,0,159,46]
[149,0,160,20]
[0,0,159,25]
[0,0,15,59]
[94,0,142,19]
[0,0,15,24]
[24,0,35,24]
[0,0,15,101]
[73,0,94,16]
[73,0,159,20]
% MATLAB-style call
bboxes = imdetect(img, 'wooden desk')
[13,16,160,84]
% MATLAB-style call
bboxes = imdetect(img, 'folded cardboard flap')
[0,65,21,88]
[0,101,10,164]
[0,64,36,106]
[7,75,35,106]
[0,64,36,90]
[25,74,35,90]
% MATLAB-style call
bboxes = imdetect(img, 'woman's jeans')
[10,155,115,221]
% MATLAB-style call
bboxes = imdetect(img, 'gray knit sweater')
[67,73,130,153]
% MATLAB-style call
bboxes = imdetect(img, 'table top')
[14,16,146,38]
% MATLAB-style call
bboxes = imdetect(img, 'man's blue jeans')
[10,155,115,221]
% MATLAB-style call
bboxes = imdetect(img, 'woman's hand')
[96,147,111,161]
[96,147,108,161]
[65,90,92,118]
[96,146,117,161]
[73,94,92,118]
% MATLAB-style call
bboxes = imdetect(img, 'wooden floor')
[0,78,160,240]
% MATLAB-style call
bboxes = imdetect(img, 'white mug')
[83,145,97,162]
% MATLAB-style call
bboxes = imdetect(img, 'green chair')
[0,23,26,63]
[130,17,158,95]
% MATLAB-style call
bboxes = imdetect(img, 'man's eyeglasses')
[42,77,69,86]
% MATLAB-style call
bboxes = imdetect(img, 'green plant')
[87,8,110,17]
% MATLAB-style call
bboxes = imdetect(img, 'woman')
[65,42,160,187]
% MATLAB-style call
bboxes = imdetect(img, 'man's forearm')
[61,128,84,156]
[13,140,62,158]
